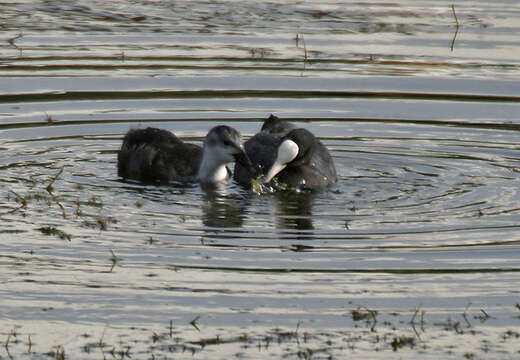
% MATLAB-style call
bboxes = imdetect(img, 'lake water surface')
[1,1,520,359]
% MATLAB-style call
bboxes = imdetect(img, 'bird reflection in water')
[201,189,316,243]
[201,191,248,229]
[271,191,315,241]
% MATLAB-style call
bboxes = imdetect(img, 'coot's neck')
[197,147,229,183]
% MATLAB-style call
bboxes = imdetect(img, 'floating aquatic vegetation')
[390,335,415,351]
[38,226,71,241]
[251,173,289,194]
[250,174,264,194]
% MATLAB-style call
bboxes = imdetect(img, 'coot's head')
[204,125,253,170]
[263,128,316,183]
[261,114,296,135]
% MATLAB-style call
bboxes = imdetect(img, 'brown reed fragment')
[462,303,472,328]
[5,332,10,351]
[295,33,310,71]
[450,5,461,51]
[45,112,54,124]
[7,32,23,47]
[109,249,117,272]
[451,4,460,28]
[46,166,65,194]
[410,306,424,339]
[27,335,32,353]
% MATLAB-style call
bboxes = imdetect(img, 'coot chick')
[118,125,252,184]
[234,115,337,190]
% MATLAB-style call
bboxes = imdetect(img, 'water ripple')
[2,1,520,358]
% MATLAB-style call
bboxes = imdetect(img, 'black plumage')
[234,115,337,190]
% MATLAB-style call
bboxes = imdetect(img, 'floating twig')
[5,332,11,351]
[98,326,107,347]
[190,315,201,332]
[294,320,301,345]
[295,33,310,71]
[7,32,23,47]
[56,201,67,219]
[5,190,28,215]
[45,112,54,124]
[476,308,493,322]
[462,303,472,328]
[410,306,424,339]
[450,25,459,52]
[109,249,117,272]
[9,190,27,207]
[450,4,460,51]
[46,166,65,193]
[301,35,308,63]
[451,4,460,28]
[46,167,67,218]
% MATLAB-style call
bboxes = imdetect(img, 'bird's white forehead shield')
[263,139,299,183]
[277,139,299,165]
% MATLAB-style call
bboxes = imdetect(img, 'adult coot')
[234,115,337,190]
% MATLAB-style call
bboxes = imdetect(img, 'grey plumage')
[118,125,251,184]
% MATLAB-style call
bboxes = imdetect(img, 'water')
[1,1,520,359]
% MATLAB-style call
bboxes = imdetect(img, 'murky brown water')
[1,1,520,359]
